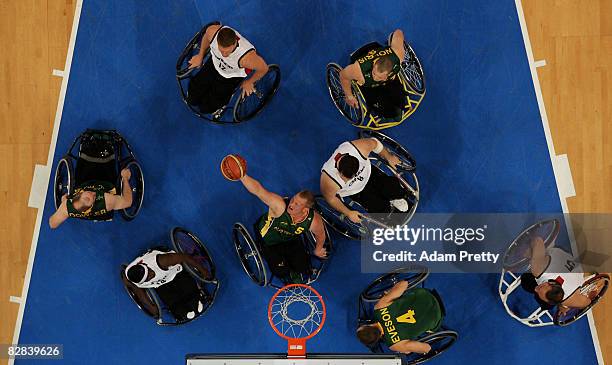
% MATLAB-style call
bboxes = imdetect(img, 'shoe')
[197,301,203,313]
[390,199,409,212]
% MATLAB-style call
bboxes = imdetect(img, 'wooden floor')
[0,1,608,364]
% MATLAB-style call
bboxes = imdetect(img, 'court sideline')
[0,0,609,364]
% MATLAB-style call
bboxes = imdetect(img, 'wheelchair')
[499,219,610,327]
[326,33,425,130]
[315,130,419,240]
[358,266,458,365]
[176,21,281,124]
[121,227,219,326]
[53,129,144,221]
[232,211,333,289]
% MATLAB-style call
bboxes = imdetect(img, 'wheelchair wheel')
[361,266,429,301]
[399,42,425,95]
[359,130,416,172]
[171,227,216,282]
[54,157,74,209]
[402,330,458,365]
[554,274,609,326]
[326,63,364,125]
[233,64,281,123]
[232,223,268,286]
[120,265,160,320]
[119,160,144,221]
[314,196,367,240]
[502,219,559,272]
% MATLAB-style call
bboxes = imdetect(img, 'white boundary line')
[9,1,84,362]
[515,1,604,364]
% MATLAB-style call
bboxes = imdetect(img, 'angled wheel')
[402,330,458,365]
[120,265,160,321]
[326,63,364,126]
[54,157,74,209]
[502,219,560,272]
[361,266,430,301]
[554,274,609,326]
[359,130,416,172]
[233,64,281,123]
[171,227,216,283]
[314,196,367,240]
[232,223,268,286]
[119,160,144,221]
[388,34,426,95]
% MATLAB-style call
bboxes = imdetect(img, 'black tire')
[120,160,144,221]
[233,64,281,123]
[232,223,268,286]
[326,63,364,126]
[402,330,458,365]
[361,266,430,301]
[554,274,609,326]
[54,157,74,209]
[170,227,217,283]
[502,219,559,271]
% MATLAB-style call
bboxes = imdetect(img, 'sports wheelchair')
[316,130,419,240]
[358,266,458,365]
[176,21,281,124]
[53,129,144,221]
[499,219,610,327]
[121,227,219,326]
[232,210,333,289]
[326,33,425,130]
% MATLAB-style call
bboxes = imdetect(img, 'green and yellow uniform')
[256,206,314,246]
[355,46,401,88]
[373,288,443,346]
[66,180,116,220]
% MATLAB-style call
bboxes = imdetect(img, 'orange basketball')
[221,154,247,181]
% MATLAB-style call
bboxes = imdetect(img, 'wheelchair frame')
[121,228,219,326]
[53,129,144,221]
[357,266,458,365]
[176,21,281,124]
[232,214,333,289]
[498,219,610,327]
[315,130,419,240]
[326,34,425,130]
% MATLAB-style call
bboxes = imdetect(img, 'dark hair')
[338,155,359,179]
[545,283,565,304]
[297,190,315,208]
[127,265,146,283]
[218,28,237,48]
[356,325,382,346]
[71,191,92,213]
[374,55,394,74]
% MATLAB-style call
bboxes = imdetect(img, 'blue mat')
[18,1,597,364]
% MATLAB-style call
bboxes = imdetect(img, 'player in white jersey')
[320,137,406,223]
[187,22,269,114]
[122,249,211,318]
[522,236,592,313]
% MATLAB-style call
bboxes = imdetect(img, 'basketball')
[221,154,247,181]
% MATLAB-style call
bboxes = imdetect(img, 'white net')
[269,285,325,339]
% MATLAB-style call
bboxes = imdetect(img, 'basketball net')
[268,284,326,358]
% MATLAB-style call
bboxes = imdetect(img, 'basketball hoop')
[268,284,326,358]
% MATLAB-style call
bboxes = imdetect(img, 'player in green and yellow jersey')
[339,29,407,119]
[237,173,327,282]
[356,280,443,355]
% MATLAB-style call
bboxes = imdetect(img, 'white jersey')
[535,247,583,300]
[322,142,371,197]
[210,26,255,78]
[126,249,182,289]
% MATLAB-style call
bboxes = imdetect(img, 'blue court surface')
[17,1,598,364]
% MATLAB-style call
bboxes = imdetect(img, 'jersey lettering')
[396,309,416,324]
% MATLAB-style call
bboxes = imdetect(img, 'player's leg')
[187,57,217,109]
[377,77,405,118]
[283,238,311,276]
[262,243,291,279]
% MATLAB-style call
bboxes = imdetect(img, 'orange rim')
[267,284,326,341]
